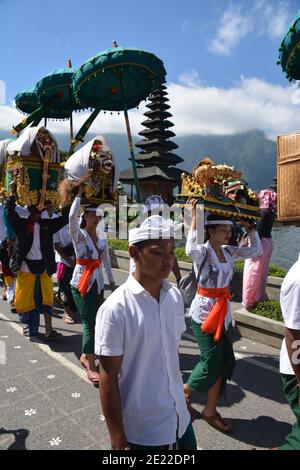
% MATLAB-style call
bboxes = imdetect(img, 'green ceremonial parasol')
[72,43,166,202]
[278,9,300,80]
[15,87,39,115]
[12,62,83,139]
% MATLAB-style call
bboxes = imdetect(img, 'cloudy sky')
[0,0,300,141]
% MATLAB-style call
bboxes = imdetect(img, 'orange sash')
[76,258,101,297]
[198,287,232,342]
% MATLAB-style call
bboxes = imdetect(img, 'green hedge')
[108,240,286,277]
[251,301,283,322]
[108,239,129,251]
[233,260,286,278]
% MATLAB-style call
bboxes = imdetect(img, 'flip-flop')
[44,330,63,341]
[185,397,198,422]
[63,313,75,324]
[87,370,100,388]
[80,358,90,370]
[201,412,232,433]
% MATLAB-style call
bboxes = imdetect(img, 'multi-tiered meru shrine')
[120,85,185,204]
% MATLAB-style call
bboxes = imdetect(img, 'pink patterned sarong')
[242,237,273,309]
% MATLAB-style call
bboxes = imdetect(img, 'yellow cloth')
[15,271,53,314]
[4,276,14,288]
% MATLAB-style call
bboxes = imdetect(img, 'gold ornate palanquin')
[0,134,62,207]
[81,171,118,206]
[178,171,261,221]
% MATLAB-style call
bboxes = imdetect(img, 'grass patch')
[108,240,286,278]
[108,240,190,262]
[251,300,283,322]
[234,260,286,278]
[108,239,129,251]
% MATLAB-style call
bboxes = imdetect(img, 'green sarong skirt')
[71,284,103,354]
[279,374,300,450]
[187,319,236,394]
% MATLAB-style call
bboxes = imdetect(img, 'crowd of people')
[1,186,299,451]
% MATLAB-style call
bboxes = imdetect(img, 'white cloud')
[209,5,252,56]
[260,1,292,40]
[167,76,300,139]
[1,77,299,142]
[209,0,292,56]
[178,69,201,88]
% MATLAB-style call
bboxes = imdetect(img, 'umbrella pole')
[68,105,102,155]
[44,117,47,127]
[122,108,141,203]
[118,79,141,203]
[70,111,74,142]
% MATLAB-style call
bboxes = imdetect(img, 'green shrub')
[234,260,245,272]
[233,260,286,278]
[174,247,190,262]
[268,265,286,278]
[108,240,191,262]
[108,239,129,251]
[251,300,283,322]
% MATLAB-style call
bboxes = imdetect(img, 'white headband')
[84,208,104,216]
[129,215,182,245]
[205,220,233,226]
[84,208,97,213]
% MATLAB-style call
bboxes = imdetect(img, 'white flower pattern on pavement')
[71,393,81,398]
[29,360,38,364]
[0,335,8,339]
[14,346,21,349]
[6,387,17,393]
[47,374,56,380]
[49,437,62,447]
[25,408,37,416]
[99,415,105,421]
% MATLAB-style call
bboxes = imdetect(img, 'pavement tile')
[69,404,110,448]
[46,378,99,415]
[26,417,98,450]
[1,392,64,431]
[0,376,41,408]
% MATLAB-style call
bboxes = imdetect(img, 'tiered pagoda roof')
[120,84,185,190]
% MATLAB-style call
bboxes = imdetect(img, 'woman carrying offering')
[183,198,262,433]
[69,185,115,386]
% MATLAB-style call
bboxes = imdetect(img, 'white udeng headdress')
[129,215,182,245]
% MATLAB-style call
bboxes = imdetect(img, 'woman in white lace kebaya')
[69,186,115,386]
[183,199,262,433]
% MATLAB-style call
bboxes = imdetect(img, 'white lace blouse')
[186,229,263,326]
[69,197,114,294]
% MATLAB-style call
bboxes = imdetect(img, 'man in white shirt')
[95,215,196,450]
[41,200,58,220]
[54,224,76,324]
[6,184,70,340]
[279,254,300,450]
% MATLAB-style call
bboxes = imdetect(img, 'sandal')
[201,412,232,433]
[63,313,75,324]
[22,327,29,337]
[87,370,100,388]
[44,330,63,341]
[185,397,198,422]
[80,356,90,371]
[54,293,64,306]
